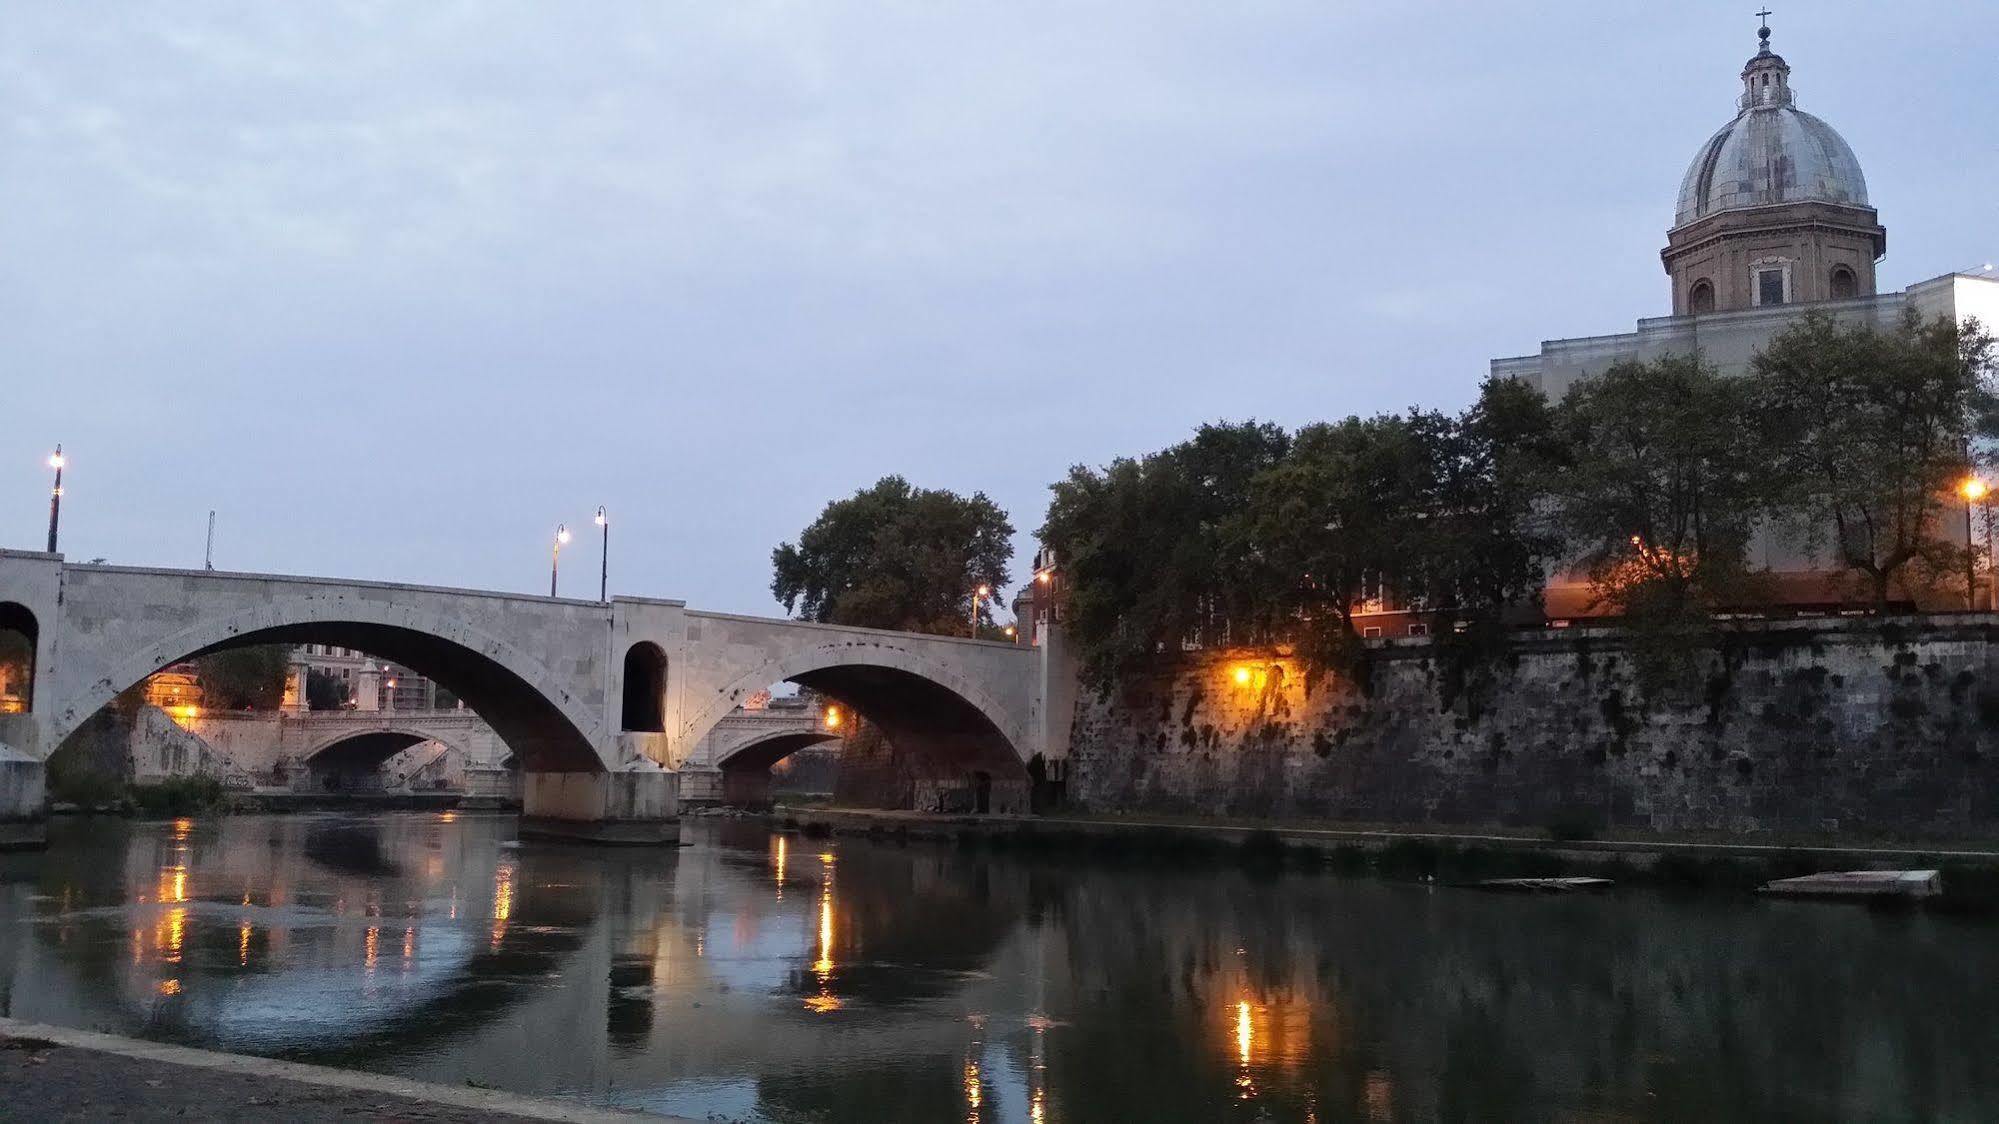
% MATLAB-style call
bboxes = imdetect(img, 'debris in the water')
[1471,877,1614,893]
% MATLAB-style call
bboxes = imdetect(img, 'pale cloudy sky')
[3,3,1995,614]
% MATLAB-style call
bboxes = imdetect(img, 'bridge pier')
[0,745,46,850]
[518,767,680,845]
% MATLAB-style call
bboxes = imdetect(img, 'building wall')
[1067,616,1999,836]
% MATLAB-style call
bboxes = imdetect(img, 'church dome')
[1672,30,1869,228]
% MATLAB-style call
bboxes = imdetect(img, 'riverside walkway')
[0,1020,686,1123]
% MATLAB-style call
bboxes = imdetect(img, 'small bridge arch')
[679,635,1033,811]
[54,594,604,772]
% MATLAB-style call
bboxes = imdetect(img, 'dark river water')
[0,812,1992,1122]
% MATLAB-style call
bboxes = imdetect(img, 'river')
[0,811,1990,1122]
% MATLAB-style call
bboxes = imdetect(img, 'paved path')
[0,1019,688,1122]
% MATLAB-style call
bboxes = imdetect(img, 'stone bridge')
[0,550,1057,839]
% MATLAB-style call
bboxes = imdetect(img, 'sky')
[3,2,1995,617]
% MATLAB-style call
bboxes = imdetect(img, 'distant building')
[1493,22,1999,618]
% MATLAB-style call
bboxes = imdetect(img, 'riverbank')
[0,1019,681,1123]
[762,804,1999,905]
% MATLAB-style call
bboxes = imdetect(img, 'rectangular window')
[1362,626,1383,639]
[1757,268,1786,306]
[1407,623,1430,637]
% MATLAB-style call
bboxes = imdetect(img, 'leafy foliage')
[194,645,291,711]
[1753,311,1998,606]
[1547,353,1772,621]
[1045,402,1557,688]
[772,476,1013,635]
[1040,421,1290,685]
[305,668,351,711]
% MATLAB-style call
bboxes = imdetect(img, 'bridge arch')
[0,601,37,714]
[56,596,603,772]
[299,723,472,789]
[680,642,1029,800]
[620,641,667,733]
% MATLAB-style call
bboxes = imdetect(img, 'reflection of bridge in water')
[0,813,1046,1114]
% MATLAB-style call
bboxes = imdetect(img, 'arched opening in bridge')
[305,731,447,793]
[50,619,599,803]
[621,642,667,733]
[0,602,36,715]
[699,663,1027,814]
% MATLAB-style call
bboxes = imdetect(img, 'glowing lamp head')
[976,584,991,598]
[595,507,607,527]
[823,706,842,730]
[1004,625,1016,637]
[1233,666,1252,686]
[556,526,571,545]
[47,452,64,470]
[1036,570,1050,585]
[1963,478,1989,501]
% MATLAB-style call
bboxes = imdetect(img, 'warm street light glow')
[1004,625,1016,637]
[47,452,64,470]
[1233,666,1253,686]
[823,706,842,730]
[977,584,990,597]
[1963,478,1989,501]
[556,526,572,545]
[1036,570,1051,584]
[595,508,607,527]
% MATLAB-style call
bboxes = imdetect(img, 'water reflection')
[0,812,1995,1121]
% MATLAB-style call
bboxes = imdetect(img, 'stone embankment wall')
[1067,615,1999,836]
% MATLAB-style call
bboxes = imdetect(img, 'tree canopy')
[1753,310,1997,606]
[1044,391,1556,687]
[1035,313,1997,691]
[1041,421,1290,685]
[195,645,292,711]
[772,476,1013,635]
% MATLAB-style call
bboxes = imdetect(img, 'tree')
[1240,413,1434,679]
[194,645,292,711]
[1040,421,1290,686]
[1405,377,1565,628]
[1753,311,1998,607]
[305,668,351,711]
[1547,354,1770,661]
[772,476,1013,635]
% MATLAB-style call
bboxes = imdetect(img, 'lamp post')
[970,583,991,637]
[1962,477,1988,610]
[595,506,609,603]
[45,446,64,554]
[551,524,570,598]
[1966,477,1993,610]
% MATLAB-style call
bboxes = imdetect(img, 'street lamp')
[45,446,64,554]
[551,524,571,598]
[594,506,609,603]
[971,583,991,637]
[1964,476,1992,610]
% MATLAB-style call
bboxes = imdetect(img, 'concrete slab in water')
[1759,869,1941,899]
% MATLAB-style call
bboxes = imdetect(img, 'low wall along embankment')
[1066,615,1999,838]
